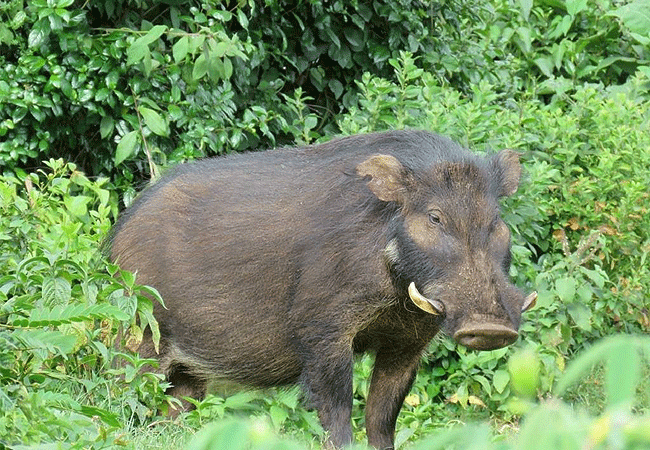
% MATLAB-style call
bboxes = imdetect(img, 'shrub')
[0,0,266,186]
[0,160,167,447]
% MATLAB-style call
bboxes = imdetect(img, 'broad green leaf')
[474,374,492,396]
[493,369,510,394]
[566,0,587,16]
[269,405,289,428]
[139,106,168,137]
[577,284,594,303]
[535,289,554,309]
[519,0,533,21]
[567,302,592,331]
[214,41,229,58]
[516,26,532,55]
[304,115,318,131]
[100,116,114,139]
[222,57,233,79]
[172,35,189,62]
[192,53,208,80]
[309,67,325,91]
[126,41,149,65]
[139,24,167,46]
[324,27,341,48]
[137,296,161,352]
[208,57,224,82]
[608,0,650,36]
[580,267,606,288]
[115,130,138,165]
[557,14,574,37]
[394,427,416,449]
[344,26,364,51]
[28,27,46,48]
[28,303,130,326]
[223,391,260,410]
[189,35,206,53]
[12,328,77,355]
[237,9,248,29]
[329,79,344,99]
[79,406,122,428]
[534,56,555,77]
[63,195,90,217]
[42,277,71,306]
[555,277,576,302]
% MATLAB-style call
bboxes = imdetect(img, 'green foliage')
[0,0,278,184]
[0,160,167,447]
[1,0,491,185]
[183,387,324,445]
[435,0,650,98]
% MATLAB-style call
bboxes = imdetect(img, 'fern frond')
[11,328,78,355]
[15,303,130,327]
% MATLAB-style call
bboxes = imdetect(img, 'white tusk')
[408,282,444,315]
[521,291,538,312]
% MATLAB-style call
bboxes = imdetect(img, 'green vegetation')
[1,0,649,449]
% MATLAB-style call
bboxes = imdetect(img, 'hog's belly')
[163,310,305,388]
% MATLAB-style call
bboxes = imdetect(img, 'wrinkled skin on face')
[358,151,536,351]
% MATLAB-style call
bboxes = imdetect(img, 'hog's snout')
[453,323,519,350]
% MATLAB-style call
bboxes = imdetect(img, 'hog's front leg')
[301,342,354,449]
[365,345,424,450]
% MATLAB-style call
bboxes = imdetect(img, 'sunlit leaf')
[555,277,576,303]
[172,35,189,62]
[115,130,138,165]
[138,106,168,137]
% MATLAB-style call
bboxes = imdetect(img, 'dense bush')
[0,0,489,186]
[0,0,263,189]
[441,0,650,98]
[0,160,168,447]
[4,0,647,185]
[185,335,650,450]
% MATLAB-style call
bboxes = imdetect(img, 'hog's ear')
[356,154,407,203]
[491,149,521,197]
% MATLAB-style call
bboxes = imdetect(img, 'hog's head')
[357,150,537,351]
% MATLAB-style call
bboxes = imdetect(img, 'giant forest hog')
[110,130,537,449]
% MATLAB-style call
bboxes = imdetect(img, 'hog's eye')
[428,212,441,225]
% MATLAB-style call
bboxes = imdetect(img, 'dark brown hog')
[109,130,537,450]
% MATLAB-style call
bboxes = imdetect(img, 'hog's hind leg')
[141,336,208,417]
[165,362,207,416]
